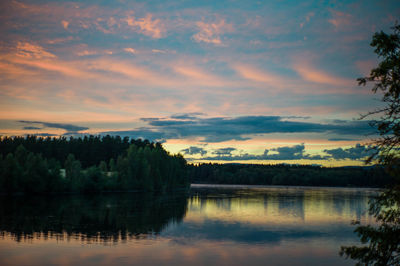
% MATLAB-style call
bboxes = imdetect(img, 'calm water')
[0,185,378,266]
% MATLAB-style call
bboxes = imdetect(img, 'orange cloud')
[1,43,95,79]
[61,20,69,30]
[16,42,56,59]
[0,61,36,80]
[11,57,93,79]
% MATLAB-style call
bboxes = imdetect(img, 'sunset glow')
[1,0,399,166]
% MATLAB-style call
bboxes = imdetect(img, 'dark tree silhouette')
[340,24,400,265]
[0,136,189,194]
[189,163,390,187]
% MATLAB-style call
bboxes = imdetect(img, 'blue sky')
[0,0,399,165]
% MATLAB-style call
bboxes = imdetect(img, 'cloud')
[124,48,137,54]
[181,146,207,156]
[18,120,88,133]
[102,128,166,142]
[4,45,98,79]
[292,58,353,88]
[77,50,98,56]
[212,147,236,156]
[328,138,361,141]
[152,49,167,54]
[328,11,352,30]
[170,113,205,120]
[87,59,171,85]
[300,12,314,28]
[8,56,92,79]
[23,126,41,130]
[355,60,376,76]
[233,64,287,87]
[47,36,75,44]
[324,144,376,160]
[100,115,374,143]
[16,42,56,59]
[30,133,58,137]
[200,144,326,161]
[61,20,69,30]
[195,143,372,161]
[266,144,307,160]
[124,14,165,39]
[172,64,231,87]
[192,19,233,45]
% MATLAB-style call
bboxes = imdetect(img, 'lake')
[0,185,378,266]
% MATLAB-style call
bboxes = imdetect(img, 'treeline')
[0,135,152,168]
[0,136,189,194]
[0,136,395,193]
[189,163,393,188]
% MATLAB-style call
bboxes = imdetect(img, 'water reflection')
[168,186,376,246]
[0,186,378,266]
[0,193,188,243]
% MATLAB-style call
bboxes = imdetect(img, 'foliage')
[0,137,189,194]
[359,24,400,168]
[0,145,63,194]
[340,187,400,265]
[189,163,391,188]
[340,24,400,265]
[0,135,154,168]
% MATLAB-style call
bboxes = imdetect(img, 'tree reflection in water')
[0,192,188,243]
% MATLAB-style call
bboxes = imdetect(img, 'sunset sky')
[1,0,399,166]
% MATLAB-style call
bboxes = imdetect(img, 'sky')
[0,0,399,166]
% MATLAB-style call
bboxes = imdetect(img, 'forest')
[0,135,393,194]
[0,135,188,194]
[189,163,392,187]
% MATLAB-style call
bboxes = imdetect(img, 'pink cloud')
[152,49,167,54]
[47,36,75,44]
[328,10,353,30]
[7,1,123,36]
[292,58,354,88]
[172,64,233,88]
[76,50,98,56]
[88,59,162,82]
[192,19,233,45]
[233,64,286,86]
[124,13,165,39]
[0,85,43,102]
[124,47,137,54]
[300,12,314,28]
